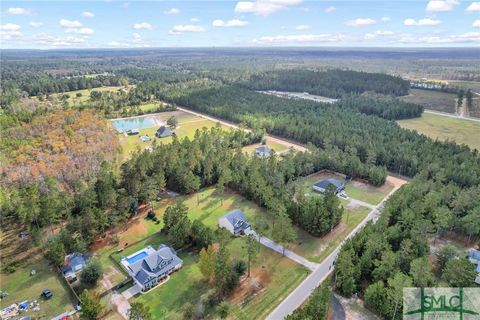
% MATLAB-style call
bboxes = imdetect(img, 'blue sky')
[1,0,479,48]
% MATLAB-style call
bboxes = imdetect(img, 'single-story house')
[121,244,183,292]
[127,129,140,135]
[156,126,172,138]
[313,178,345,194]
[255,145,272,158]
[468,249,480,285]
[219,209,251,236]
[60,253,89,282]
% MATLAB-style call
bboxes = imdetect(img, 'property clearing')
[398,112,480,151]
[0,224,76,319]
[400,89,457,114]
[115,110,229,159]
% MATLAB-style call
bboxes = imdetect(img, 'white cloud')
[60,19,83,28]
[324,6,336,13]
[82,11,95,18]
[65,27,94,35]
[31,33,89,47]
[404,18,441,26]
[212,19,248,27]
[295,24,311,30]
[169,24,205,35]
[164,8,180,15]
[466,2,480,12]
[381,16,391,22]
[7,7,31,15]
[108,41,121,46]
[473,19,480,27]
[235,0,303,16]
[364,30,394,40]
[132,32,141,42]
[1,23,21,31]
[190,18,200,23]
[398,31,480,44]
[426,0,459,12]
[250,33,355,45]
[345,18,376,27]
[133,22,153,30]
[30,21,44,28]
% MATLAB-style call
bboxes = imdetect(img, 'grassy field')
[398,112,480,151]
[400,89,457,113]
[296,171,394,206]
[0,225,76,318]
[115,110,229,159]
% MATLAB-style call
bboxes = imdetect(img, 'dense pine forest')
[241,69,411,98]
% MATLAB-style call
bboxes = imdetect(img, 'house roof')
[61,253,88,274]
[255,145,272,157]
[156,126,172,137]
[469,249,480,260]
[127,244,182,285]
[223,209,251,233]
[314,178,344,190]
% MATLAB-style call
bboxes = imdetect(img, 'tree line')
[240,69,410,98]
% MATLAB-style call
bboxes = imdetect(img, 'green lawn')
[296,171,394,205]
[0,259,76,318]
[117,110,229,159]
[242,138,290,155]
[398,112,480,151]
[128,234,310,320]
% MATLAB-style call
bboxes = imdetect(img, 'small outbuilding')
[468,249,480,285]
[255,145,272,158]
[313,178,345,194]
[156,126,173,138]
[218,209,251,236]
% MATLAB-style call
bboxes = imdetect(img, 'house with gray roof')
[255,145,272,158]
[313,178,345,194]
[60,253,89,282]
[121,244,183,292]
[156,126,173,138]
[218,209,251,236]
[468,249,480,285]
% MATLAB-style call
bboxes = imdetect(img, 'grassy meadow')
[398,112,480,151]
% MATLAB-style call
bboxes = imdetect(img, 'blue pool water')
[126,251,148,264]
[113,117,156,133]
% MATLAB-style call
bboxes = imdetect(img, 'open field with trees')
[0,223,76,318]
[115,110,230,159]
[400,88,457,113]
[398,113,480,151]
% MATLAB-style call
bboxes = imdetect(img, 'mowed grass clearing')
[296,171,395,206]
[116,110,230,159]
[0,225,76,318]
[242,138,291,155]
[398,112,480,151]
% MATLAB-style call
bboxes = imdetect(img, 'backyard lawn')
[116,110,229,159]
[296,171,394,205]
[242,138,291,155]
[398,112,480,151]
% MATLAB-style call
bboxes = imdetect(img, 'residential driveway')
[332,294,346,320]
[266,184,403,320]
[250,231,318,271]
[110,291,131,320]
[122,284,141,299]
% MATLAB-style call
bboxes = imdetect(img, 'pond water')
[112,116,157,133]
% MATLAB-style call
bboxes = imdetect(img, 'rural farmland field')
[400,88,457,114]
[398,112,480,151]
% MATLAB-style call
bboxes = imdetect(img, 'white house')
[218,209,251,236]
[468,249,480,285]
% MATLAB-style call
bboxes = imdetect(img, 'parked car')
[41,289,53,299]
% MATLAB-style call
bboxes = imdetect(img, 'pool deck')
[120,245,156,270]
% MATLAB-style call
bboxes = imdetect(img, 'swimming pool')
[126,251,148,264]
[113,117,157,133]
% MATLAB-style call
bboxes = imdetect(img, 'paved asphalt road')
[266,185,401,320]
